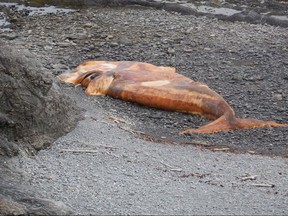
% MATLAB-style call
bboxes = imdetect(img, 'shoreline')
[1,3,287,214]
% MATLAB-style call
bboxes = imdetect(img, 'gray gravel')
[9,88,288,215]
[2,3,288,215]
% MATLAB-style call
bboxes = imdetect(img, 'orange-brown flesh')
[57,61,288,134]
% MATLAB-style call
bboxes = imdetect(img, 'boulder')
[0,167,74,215]
[0,41,82,156]
[0,41,82,215]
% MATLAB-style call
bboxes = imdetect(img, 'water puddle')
[270,15,288,22]
[185,4,241,16]
[154,0,241,16]
[0,2,75,15]
[0,1,75,31]
[0,11,10,32]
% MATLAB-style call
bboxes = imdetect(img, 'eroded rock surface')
[0,162,74,215]
[0,41,81,214]
[0,41,82,156]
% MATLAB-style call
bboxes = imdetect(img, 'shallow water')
[186,4,241,16]
[154,0,242,16]
[270,15,288,21]
[0,2,75,15]
[0,2,75,31]
[0,11,10,31]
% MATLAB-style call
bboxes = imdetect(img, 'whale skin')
[57,61,288,134]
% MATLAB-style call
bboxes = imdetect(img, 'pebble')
[57,42,71,48]
[52,63,68,70]
[106,35,114,40]
[167,48,175,55]
[84,22,93,28]
[0,32,18,40]
[154,33,162,37]
[185,27,194,34]
[119,39,133,46]
[272,94,283,101]
[68,33,86,40]
[110,42,119,47]
[44,45,53,51]
[232,74,243,81]
[183,48,193,53]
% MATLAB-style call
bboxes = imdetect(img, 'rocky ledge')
[0,41,82,214]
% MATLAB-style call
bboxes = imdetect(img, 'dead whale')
[57,61,288,133]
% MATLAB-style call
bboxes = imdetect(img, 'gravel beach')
[1,1,288,214]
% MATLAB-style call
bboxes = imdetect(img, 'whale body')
[57,61,288,133]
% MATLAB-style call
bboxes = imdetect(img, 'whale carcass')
[57,61,288,133]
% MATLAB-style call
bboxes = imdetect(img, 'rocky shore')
[0,42,81,214]
[2,2,287,156]
[0,1,287,215]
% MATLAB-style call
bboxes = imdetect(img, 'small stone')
[0,33,18,40]
[106,35,114,40]
[52,63,68,70]
[110,42,118,47]
[84,22,93,28]
[88,45,95,50]
[57,42,71,48]
[167,48,175,55]
[272,94,283,101]
[68,32,87,40]
[93,52,102,58]
[183,48,193,53]
[232,74,243,81]
[185,27,194,34]
[10,16,18,23]
[120,39,133,46]
[246,75,263,81]
[99,34,107,39]
[44,46,53,51]
[154,33,162,37]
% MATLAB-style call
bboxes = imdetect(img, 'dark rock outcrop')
[0,41,82,156]
[0,163,74,215]
[0,41,82,215]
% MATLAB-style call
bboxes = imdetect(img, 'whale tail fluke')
[179,116,288,134]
